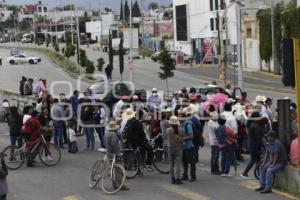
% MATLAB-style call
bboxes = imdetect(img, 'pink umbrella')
[212,93,229,111]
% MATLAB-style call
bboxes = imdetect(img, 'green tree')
[108,32,114,73]
[64,43,76,62]
[86,59,95,74]
[97,58,105,71]
[53,41,60,52]
[79,49,88,67]
[132,0,141,17]
[19,19,32,31]
[148,2,159,10]
[120,0,124,21]
[124,0,130,22]
[158,49,176,93]
[257,9,272,64]
[119,37,124,80]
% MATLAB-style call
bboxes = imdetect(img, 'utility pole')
[71,8,74,44]
[218,10,226,87]
[270,0,278,74]
[76,9,81,74]
[236,2,243,89]
[141,0,145,59]
[129,0,133,82]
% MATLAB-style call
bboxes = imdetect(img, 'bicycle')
[88,152,126,195]
[2,135,61,170]
[253,160,276,186]
[122,133,170,179]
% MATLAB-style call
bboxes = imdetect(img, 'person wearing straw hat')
[180,107,196,182]
[104,121,130,191]
[122,108,154,171]
[113,96,130,118]
[166,116,184,185]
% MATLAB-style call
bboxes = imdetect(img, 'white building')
[86,21,102,42]
[0,10,12,22]
[101,12,114,36]
[173,0,242,64]
[36,1,48,17]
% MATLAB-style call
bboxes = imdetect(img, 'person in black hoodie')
[240,112,263,179]
[19,76,27,96]
[7,106,23,148]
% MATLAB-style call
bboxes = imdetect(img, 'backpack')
[215,125,228,147]
[185,120,205,147]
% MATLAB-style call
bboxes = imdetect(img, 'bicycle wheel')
[2,145,25,170]
[122,151,139,179]
[101,164,126,195]
[39,144,61,166]
[89,160,103,189]
[153,149,170,174]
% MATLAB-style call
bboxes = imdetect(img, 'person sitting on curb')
[255,131,288,194]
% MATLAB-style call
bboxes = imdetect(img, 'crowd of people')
[0,77,299,197]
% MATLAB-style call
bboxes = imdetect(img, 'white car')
[8,54,41,65]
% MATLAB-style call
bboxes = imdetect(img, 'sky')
[5,0,172,11]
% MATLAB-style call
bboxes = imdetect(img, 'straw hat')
[152,88,158,93]
[169,116,180,125]
[183,106,196,115]
[122,108,136,120]
[255,95,267,103]
[106,121,118,131]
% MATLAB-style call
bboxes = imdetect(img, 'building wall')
[101,12,114,36]
[86,21,101,41]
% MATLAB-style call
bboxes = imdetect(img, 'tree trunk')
[165,78,169,94]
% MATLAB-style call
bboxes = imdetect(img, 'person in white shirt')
[113,96,130,118]
[208,111,220,175]
[265,97,273,121]
[67,123,78,153]
[221,103,238,135]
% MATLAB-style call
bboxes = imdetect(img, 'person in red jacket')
[24,110,42,167]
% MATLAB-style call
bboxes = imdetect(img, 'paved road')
[0,123,290,200]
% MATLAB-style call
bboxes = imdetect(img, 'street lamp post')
[129,0,133,82]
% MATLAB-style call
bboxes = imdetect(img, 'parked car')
[170,51,193,63]
[128,50,141,60]
[151,52,161,62]
[7,54,42,65]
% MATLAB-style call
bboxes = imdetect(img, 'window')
[210,0,213,11]
[246,28,252,38]
[44,7,47,12]
[210,18,214,31]
[176,5,188,41]
[220,0,226,10]
[215,0,219,10]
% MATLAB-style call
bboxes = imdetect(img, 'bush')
[86,59,95,74]
[97,57,105,71]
